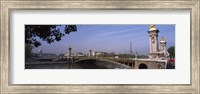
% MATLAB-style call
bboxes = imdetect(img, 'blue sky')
[32,24,175,55]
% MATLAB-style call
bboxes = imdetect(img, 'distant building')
[31,52,57,61]
[114,56,119,59]
[41,53,57,59]
[57,54,65,59]
[76,52,86,57]
[64,53,74,58]
[95,52,108,58]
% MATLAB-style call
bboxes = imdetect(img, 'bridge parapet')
[74,57,135,68]
[74,57,132,69]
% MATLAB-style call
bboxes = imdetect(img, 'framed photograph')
[24,24,175,70]
[1,0,199,93]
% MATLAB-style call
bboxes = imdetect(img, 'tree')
[25,25,77,47]
[167,46,175,58]
[109,52,116,57]
[25,44,33,59]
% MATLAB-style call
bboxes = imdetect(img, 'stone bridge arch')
[139,63,148,69]
[135,59,166,69]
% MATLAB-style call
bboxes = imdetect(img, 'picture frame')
[1,0,199,93]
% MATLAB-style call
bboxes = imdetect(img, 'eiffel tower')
[130,42,133,54]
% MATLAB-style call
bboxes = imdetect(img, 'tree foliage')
[167,46,175,58]
[25,44,33,59]
[25,25,77,47]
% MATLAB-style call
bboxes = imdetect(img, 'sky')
[32,24,175,55]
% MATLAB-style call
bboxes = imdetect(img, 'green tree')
[167,46,175,58]
[109,52,116,57]
[25,44,33,59]
[25,25,77,47]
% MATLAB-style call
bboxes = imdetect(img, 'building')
[76,52,86,57]
[94,52,108,58]
[31,52,57,62]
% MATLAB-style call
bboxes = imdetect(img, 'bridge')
[74,58,132,69]
[72,57,167,69]
[72,57,135,69]
[27,56,167,69]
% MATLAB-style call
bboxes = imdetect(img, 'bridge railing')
[73,56,136,68]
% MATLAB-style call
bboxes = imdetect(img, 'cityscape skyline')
[31,24,175,55]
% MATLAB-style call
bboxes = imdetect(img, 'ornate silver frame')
[1,0,199,93]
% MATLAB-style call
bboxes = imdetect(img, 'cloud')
[97,27,144,37]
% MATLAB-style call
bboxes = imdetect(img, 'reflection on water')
[26,63,69,69]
